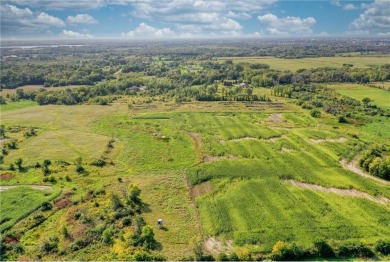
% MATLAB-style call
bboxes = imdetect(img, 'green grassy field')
[0,186,59,232]
[0,100,38,112]
[1,97,389,260]
[218,55,390,71]
[330,83,390,110]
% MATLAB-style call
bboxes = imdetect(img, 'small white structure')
[157,218,163,229]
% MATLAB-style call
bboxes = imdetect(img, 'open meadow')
[1,89,390,259]
[218,55,390,71]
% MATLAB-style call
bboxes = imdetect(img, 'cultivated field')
[218,55,390,71]
[1,85,389,259]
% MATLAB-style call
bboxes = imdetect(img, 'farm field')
[330,83,390,109]
[218,55,390,71]
[2,95,389,260]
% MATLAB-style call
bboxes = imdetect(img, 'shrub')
[90,159,106,167]
[122,217,131,226]
[313,239,334,258]
[338,115,348,123]
[375,240,390,255]
[41,201,52,211]
[271,241,303,261]
[310,109,321,118]
[337,242,375,258]
[102,229,113,245]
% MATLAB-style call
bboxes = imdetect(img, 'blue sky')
[1,0,389,39]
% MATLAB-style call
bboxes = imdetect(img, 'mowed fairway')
[330,83,390,109]
[219,55,390,71]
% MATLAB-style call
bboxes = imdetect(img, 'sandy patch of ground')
[269,113,282,123]
[0,185,53,192]
[203,155,238,163]
[186,131,202,148]
[340,159,390,186]
[288,180,389,205]
[0,172,14,180]
[281,147,292,153]
[190,181,215,197]
[229,136,283,142]
[310,137,347,143]
[204,237,233,255]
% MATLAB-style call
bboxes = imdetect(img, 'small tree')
[128,184,141,204]
[102,229,113,245]
[0,125,5,138]
[362,97,371,107]
[74,157,85,173]
[15,158,23,171]
[110,194,123,210]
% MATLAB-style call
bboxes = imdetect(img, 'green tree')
[362,97,371,107]
[15,158,23,171]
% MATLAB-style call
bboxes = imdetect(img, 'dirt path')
[228,135,284,143]
[185,131,203,162]
[0,185,53,192]
[288,180,389,205]
[203,154,237,163]
[204,237,233,255]
[183,176,204,242]
[310,137,347,143]
[270,113,282,123]
[340,160,390,186]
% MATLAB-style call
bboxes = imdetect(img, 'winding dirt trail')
[288,180,389,205]
[0,185,53,192]
[185,131,203,163]
[340,160,390,186]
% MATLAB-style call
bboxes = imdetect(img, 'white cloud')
[350,0,390,33]
[343,4,358,10]
[62,30,94,38]
[378,32,390,36]
[1,4,65,35]
[36,12,66,27]
[226,11,251,19]
[67,14,99,25]
[205,18,243,31]
[121,23,175,38]
[5,0,107,10]
[258,13,316,35]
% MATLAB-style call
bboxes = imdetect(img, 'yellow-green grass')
[131,111,389,249]
[0,186,60,232]
[0,103,200,260]
[0,100,38,112]
[1,99,390,259]
[371,81,390,90]
[218,55,390,71]
[330,83,390,109]
[4,130,113,165]
[197,177,390,251]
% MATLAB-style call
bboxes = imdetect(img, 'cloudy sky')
[1,0,389,39]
